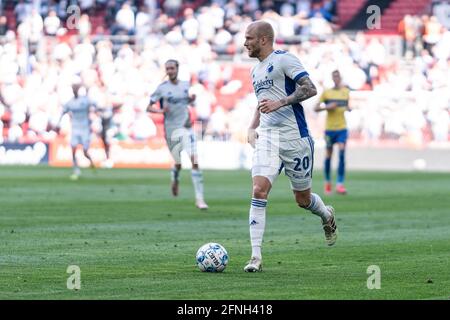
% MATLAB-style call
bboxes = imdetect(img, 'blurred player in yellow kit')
[315,70,351,195]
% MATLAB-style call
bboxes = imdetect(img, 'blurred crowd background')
[0,0,448,149]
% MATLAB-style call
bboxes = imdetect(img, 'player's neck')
[169,79,179,85]
[258,48,274,62]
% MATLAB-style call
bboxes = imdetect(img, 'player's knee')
[326,149,333,158]
[252,184,269,199]
[296,194,311,208]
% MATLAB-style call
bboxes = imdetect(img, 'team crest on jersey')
[267,63,274,73]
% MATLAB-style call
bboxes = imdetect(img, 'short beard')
[249,48,260,58]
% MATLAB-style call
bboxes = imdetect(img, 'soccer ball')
[196,243,229,272]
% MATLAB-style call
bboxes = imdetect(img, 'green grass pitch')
[0,166,449,299]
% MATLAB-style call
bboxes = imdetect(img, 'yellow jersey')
[319,87,350,131]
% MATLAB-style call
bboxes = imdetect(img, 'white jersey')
[252,50,310,140]
[150,80,191,138]
[63,96,96,133]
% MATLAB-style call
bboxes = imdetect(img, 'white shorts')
[71,131,91,150]
[252,129,314,191]
[166,127,197,165]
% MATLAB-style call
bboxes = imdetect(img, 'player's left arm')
[346,95,352,112]
[259,76,317,113]
[259,53,317,113]
[344,87,351,112]
[280,76,317,106]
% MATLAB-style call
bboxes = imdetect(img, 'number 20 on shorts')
[293,156,310,171]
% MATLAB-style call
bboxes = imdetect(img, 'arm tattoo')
[280,76,317,107]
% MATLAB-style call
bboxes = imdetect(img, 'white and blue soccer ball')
[196,243,229,272]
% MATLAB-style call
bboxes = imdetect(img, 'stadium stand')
[0,0,448,148]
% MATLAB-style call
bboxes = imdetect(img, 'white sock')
[191,169,204,200]
[249,198,267,260]
[306,193,331,223]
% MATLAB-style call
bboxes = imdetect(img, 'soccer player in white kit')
[58,83,96,180]
[243,21,338,272]
[147,60,208,210]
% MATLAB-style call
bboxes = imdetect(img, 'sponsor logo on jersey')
[253,78,274,93]
[167,95,189,104]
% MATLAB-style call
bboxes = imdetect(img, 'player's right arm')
[147,85,168,114]
[314,102,338,112]
[55,102,70,134]
[247,106,260,148]
[147,101,168,114]
[314,91,337,112]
